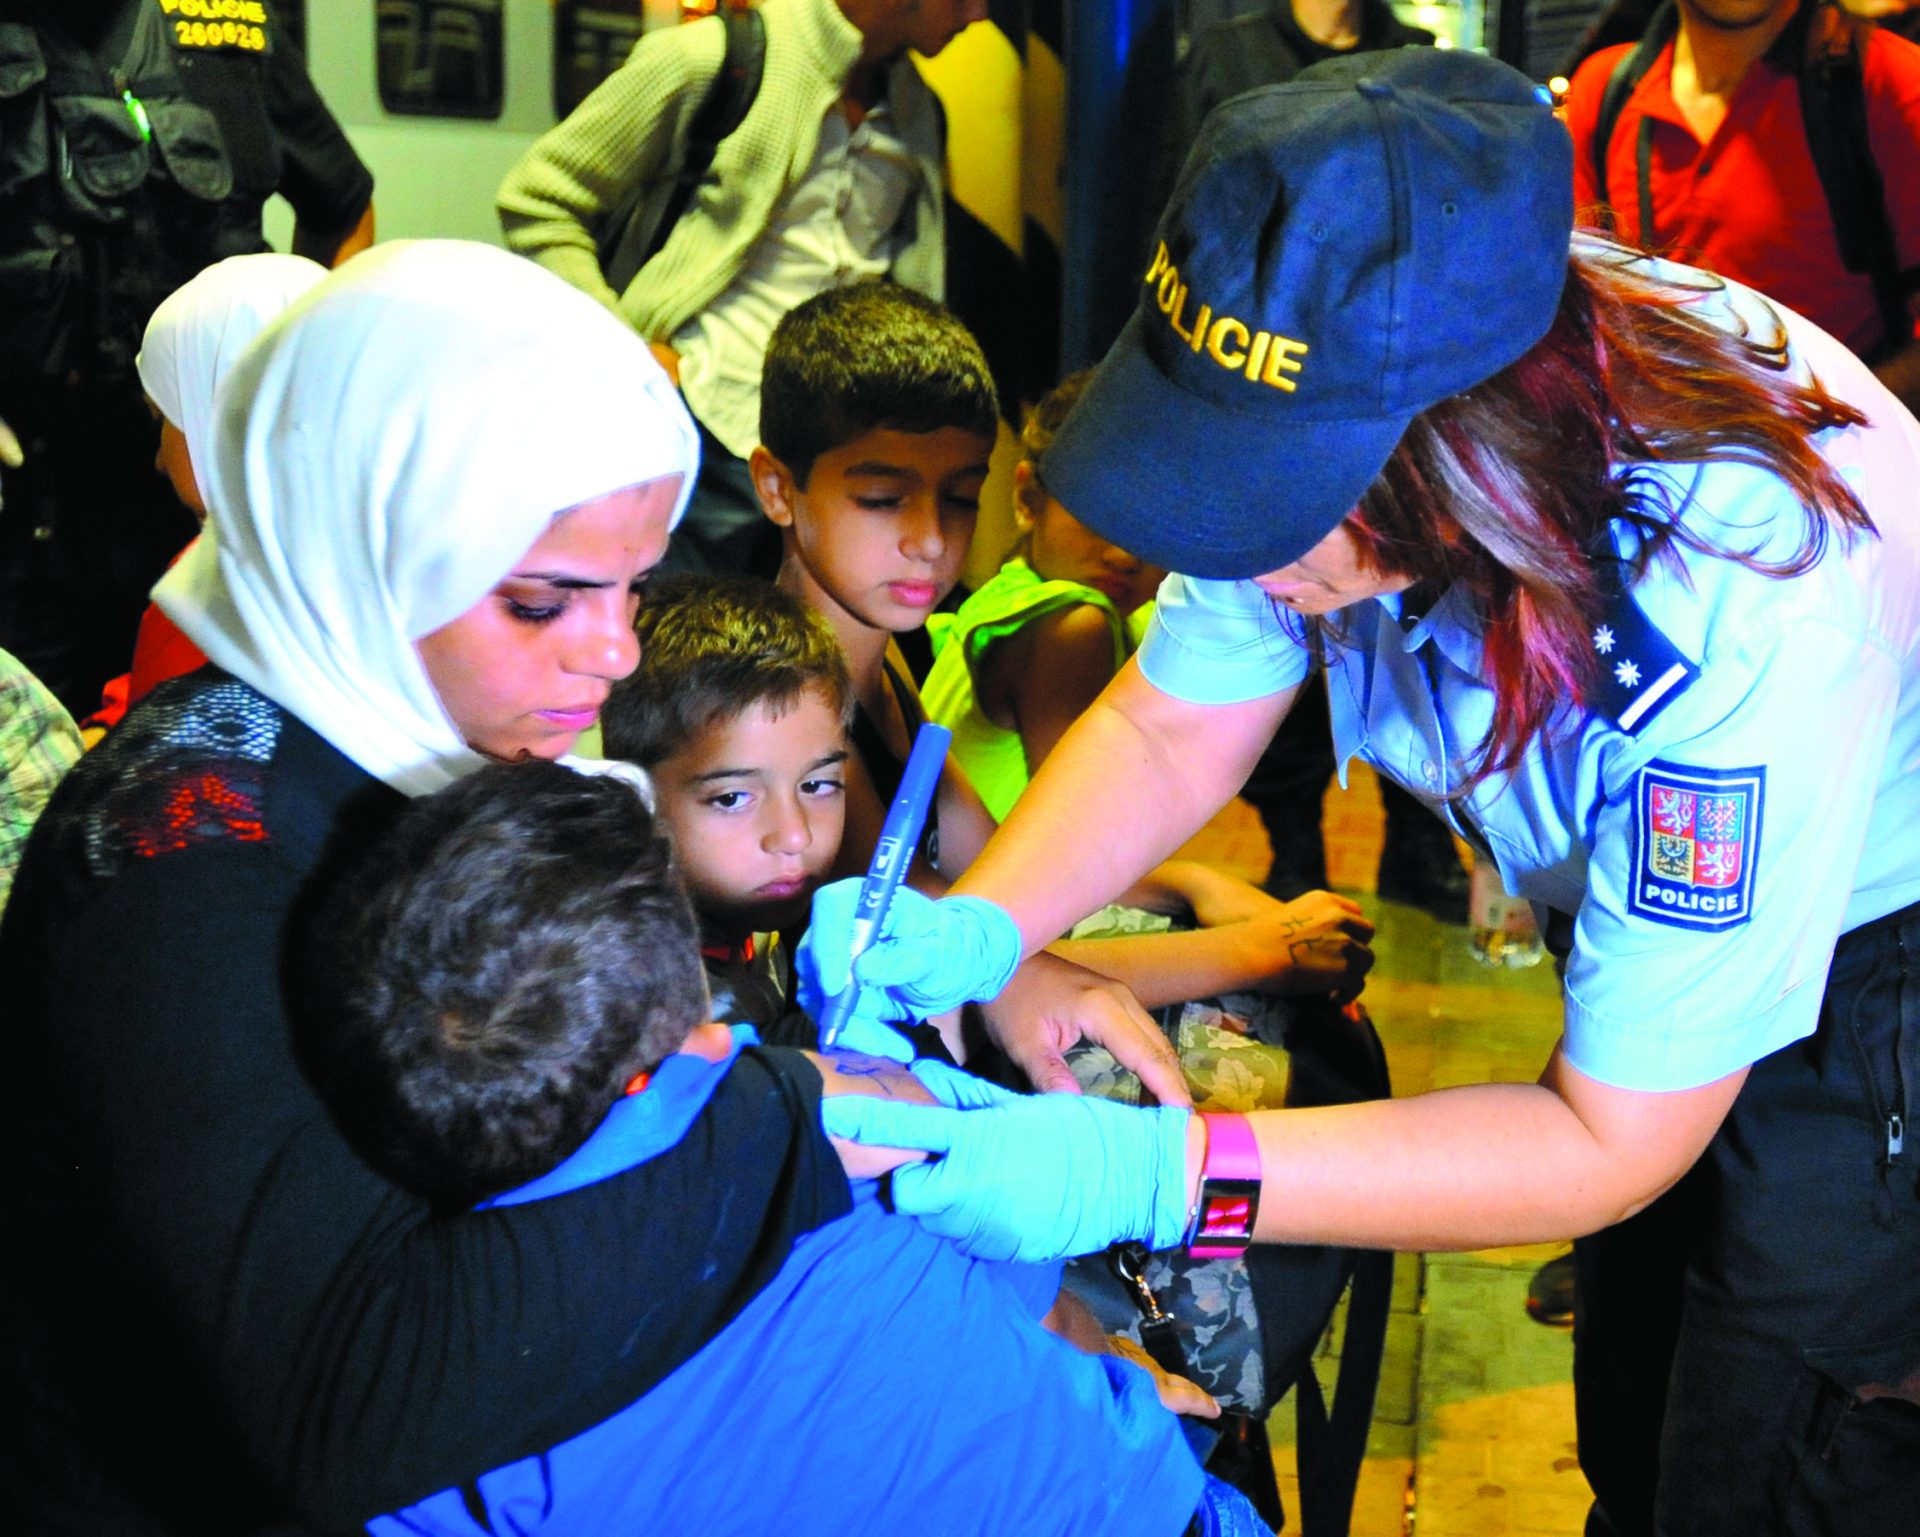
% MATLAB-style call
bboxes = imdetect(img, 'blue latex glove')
[797,882,1022,1020]
[810,1003,916,1064]
[819,1059,1194,1263]
[792,923,917,1063]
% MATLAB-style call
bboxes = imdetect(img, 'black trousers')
[1575,899,1920,1536]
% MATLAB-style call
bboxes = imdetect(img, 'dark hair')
[602,574,854,768]
[1344,243,1873,786]
[293,759,706,1209]
[759,280,999,485]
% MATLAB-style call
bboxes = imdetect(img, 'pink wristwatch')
[1185,1112,1262,1259]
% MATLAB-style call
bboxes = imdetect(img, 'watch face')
[1188,1178,1260,1257]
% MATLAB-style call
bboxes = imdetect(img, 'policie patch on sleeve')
[1628,761,1765,931]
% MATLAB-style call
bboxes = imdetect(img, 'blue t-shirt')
[372,1032,1204,1535]
[1138,251,1920,1093]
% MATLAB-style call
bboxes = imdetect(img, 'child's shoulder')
[942,557,1125,666]
[481,1032,751,1208]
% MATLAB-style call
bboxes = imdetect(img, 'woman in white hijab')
[137,252,330,520]
[159,237,694,795]
[86,254,329,730]
[2,242,856,1532]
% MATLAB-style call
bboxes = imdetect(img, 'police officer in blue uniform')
[0,0,371,715]
[807,48,1920,1537]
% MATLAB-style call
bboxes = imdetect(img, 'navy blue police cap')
[1041,47,1574,580]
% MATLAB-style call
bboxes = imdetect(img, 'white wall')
[264,0,677,250]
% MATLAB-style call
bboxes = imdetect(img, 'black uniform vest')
[0,1,281,390]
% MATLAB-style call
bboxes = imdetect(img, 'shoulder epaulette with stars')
[1586,555,1699,736]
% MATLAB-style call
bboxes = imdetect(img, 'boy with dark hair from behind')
[601,573,854,1041]
[291,757,1261,1537]
[298,755,705,1210]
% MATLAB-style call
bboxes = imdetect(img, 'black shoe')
[1525,1250,1577,1326]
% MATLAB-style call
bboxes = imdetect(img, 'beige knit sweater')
[497,0,946,342]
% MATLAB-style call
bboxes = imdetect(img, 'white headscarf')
[135,253,329,505]
[156,240,698,798]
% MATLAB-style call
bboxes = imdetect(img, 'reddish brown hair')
[1342,245,1873,786]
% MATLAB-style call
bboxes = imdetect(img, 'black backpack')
[593,7,766,294]
[1589,0,1912,357]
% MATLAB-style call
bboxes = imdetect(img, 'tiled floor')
[1177,765,1583,1537]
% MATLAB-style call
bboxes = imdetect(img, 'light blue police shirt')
[1138,261,1920,1093]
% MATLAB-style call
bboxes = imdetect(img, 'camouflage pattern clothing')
[1061,904,1301,1414]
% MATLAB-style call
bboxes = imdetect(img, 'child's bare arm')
[1138,861,1280,925]
[1118,859,1281,923]
[928,750,999,877]
[909,739,1375,1007]
[1038,1285,1110,1353]
[1046,929,1270,1009]
[1103,1332,1220,1419]
[993,612,1297,928]
[997,605,1124,777]
[802,1050,937,1179]
[909,732,1376,1008]
[1050,891,1376,1008]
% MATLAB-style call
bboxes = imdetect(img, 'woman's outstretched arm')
[1237,1048,1746,1251]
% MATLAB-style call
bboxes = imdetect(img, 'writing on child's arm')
[804,1049,937,1180]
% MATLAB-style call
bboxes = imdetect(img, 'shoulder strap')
[880,655,924,734]
[645,5,765,263]
[1797,28,1911,358]
[850,664,942,868]
[850,660,925,807]
[1281,999,1395,1537]
[1586,550,1699,737]
[1293,1248,1394,1537]
[679,8,765,192]
[599,7,766,291]
[849,703,901,806]
[1592,1,1679,211]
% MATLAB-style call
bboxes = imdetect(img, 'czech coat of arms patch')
[1628,761,1764,931]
